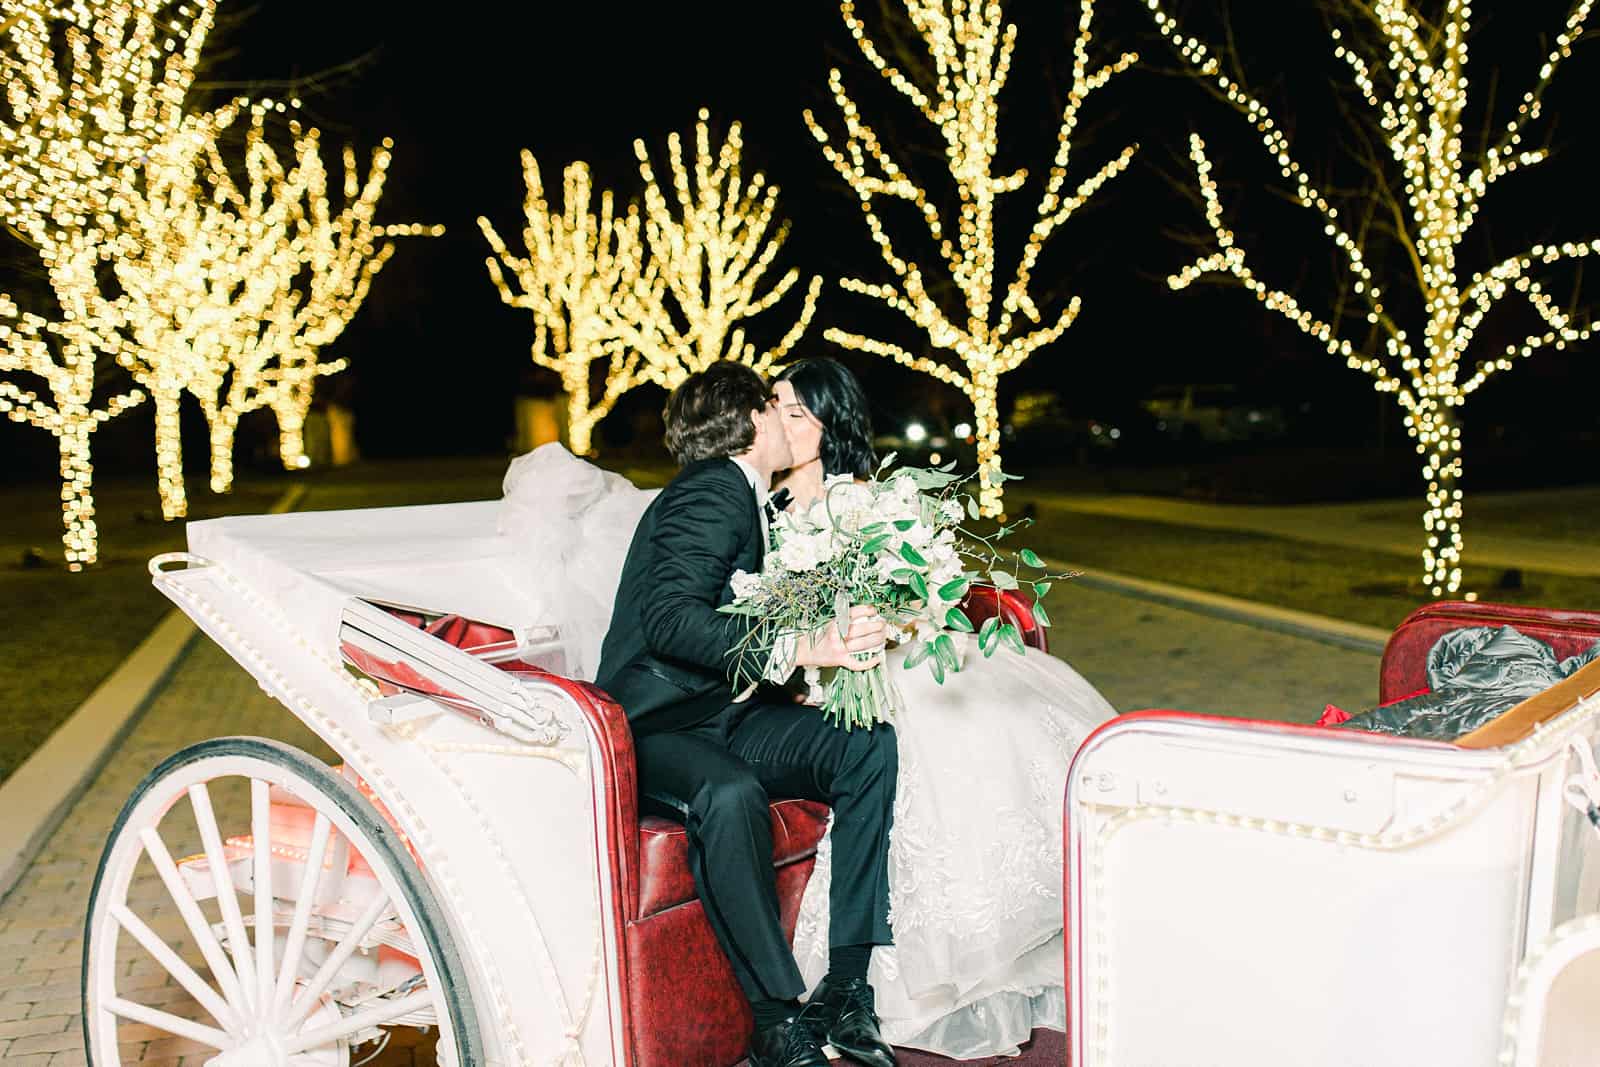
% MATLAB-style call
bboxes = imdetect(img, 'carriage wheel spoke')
[139,827,250,1013]
[106,995,232,1049]
[189,783,259,1013]
[272,811,332,1021]
[110,903,240,1034]
[283,889,395,1031]
[282,990,432,1054]
[251,779,276,1006]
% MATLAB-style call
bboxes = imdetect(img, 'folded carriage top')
[184,499,551,662]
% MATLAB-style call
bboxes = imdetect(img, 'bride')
[770,359,1114,1057]
[498,358,1116,1058]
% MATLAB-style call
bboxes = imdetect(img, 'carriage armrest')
[1381,601,1600,705]
[960,584,1048,653]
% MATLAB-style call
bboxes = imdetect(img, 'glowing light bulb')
[806,0,1138,515]
[1145,0,1598,595]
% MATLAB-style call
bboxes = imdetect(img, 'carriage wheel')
[83,737,482,1066]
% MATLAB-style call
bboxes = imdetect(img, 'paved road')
[1041,485,1600,577]
[0,586,1378,1064]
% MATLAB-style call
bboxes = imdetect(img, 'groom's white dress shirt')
[730,455,771,554]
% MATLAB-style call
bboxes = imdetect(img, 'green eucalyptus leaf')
[861,534,891,554]
[1032,598,1052,628]
[944,607,975,632]
[904,641,931,668]
[929,654,946,684]
[937,577,970,601]
[987,569,1019,590]
[893,519,917,532]
[966,495,981,519]
[1033,580,1052,598]
[908,571,928,600]
[899,542,927,567]
[933,632,959,672]
[938,458,958,472]
[1019,548,1044,568]
[978,614,1000,651]
[999,622,1027,655]
[859,521,887,536]
[901,468,962,490]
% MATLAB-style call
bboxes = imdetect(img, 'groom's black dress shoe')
[807,976,897,1067]
[748,1010,830,1067]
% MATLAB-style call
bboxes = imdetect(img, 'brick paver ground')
[0,584,1379,1064]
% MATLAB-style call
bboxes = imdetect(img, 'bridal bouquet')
[720,456,1070,730]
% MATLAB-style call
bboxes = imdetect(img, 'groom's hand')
[796,606,886,671]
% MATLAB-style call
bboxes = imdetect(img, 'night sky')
[5,0,1599,478]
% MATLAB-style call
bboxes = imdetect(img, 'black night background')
[4,0,1598,492]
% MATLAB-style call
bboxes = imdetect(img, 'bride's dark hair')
[776,358,877,479]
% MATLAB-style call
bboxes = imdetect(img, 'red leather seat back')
[961,583,1049,653]
[1380,602,1600,705]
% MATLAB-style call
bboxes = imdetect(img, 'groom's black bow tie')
[763,487,792,524]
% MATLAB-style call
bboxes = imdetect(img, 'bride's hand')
[795,605,885,671]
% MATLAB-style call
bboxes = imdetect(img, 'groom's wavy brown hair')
[663,361,772,465]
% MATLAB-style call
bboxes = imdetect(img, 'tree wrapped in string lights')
[1147,0,1598,595]
[0,0,219,562]
[479,155,652,455]
[111,100,439,505]
[618,110,822,389]
[806,0,1138,515]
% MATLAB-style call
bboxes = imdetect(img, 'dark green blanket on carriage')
[1341,626,1600,742]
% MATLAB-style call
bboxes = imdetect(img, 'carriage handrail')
[339,598,570,747]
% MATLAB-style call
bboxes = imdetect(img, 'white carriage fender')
[1498,912,1600,1066]
[157,557,608,1065]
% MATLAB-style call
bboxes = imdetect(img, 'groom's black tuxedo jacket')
[595,457,769,737]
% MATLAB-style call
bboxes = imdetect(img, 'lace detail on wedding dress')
[793,642,1115,1057]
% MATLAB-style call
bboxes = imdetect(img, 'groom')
[596,361,898,1067]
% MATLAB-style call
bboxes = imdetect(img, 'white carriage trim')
[1071,690,1600,1067]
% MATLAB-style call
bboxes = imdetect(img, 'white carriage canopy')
[186,500,550,662]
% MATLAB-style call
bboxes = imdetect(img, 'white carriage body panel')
[1068,707,1600,1067]
[157,501,628,1066]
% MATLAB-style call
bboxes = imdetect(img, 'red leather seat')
[381,584,1046,1066]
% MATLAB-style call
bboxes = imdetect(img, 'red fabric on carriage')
[635,798,830,920]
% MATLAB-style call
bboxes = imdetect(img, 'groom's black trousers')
[633,697,897,1003]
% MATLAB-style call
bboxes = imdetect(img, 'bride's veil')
[498,443,658,681]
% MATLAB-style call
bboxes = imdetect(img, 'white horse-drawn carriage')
[80,494,1600,1066]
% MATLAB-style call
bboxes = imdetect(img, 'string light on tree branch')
[111,99,439,507]
[479,154,651,455]
[1148,0,1597,595]
[0,0,216,565]
[805,0,1138,516]
[616,110,822,389]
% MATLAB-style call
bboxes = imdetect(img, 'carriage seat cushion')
[636,798,829,920]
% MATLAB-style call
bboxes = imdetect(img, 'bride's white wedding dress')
[499,445,1116,1058]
